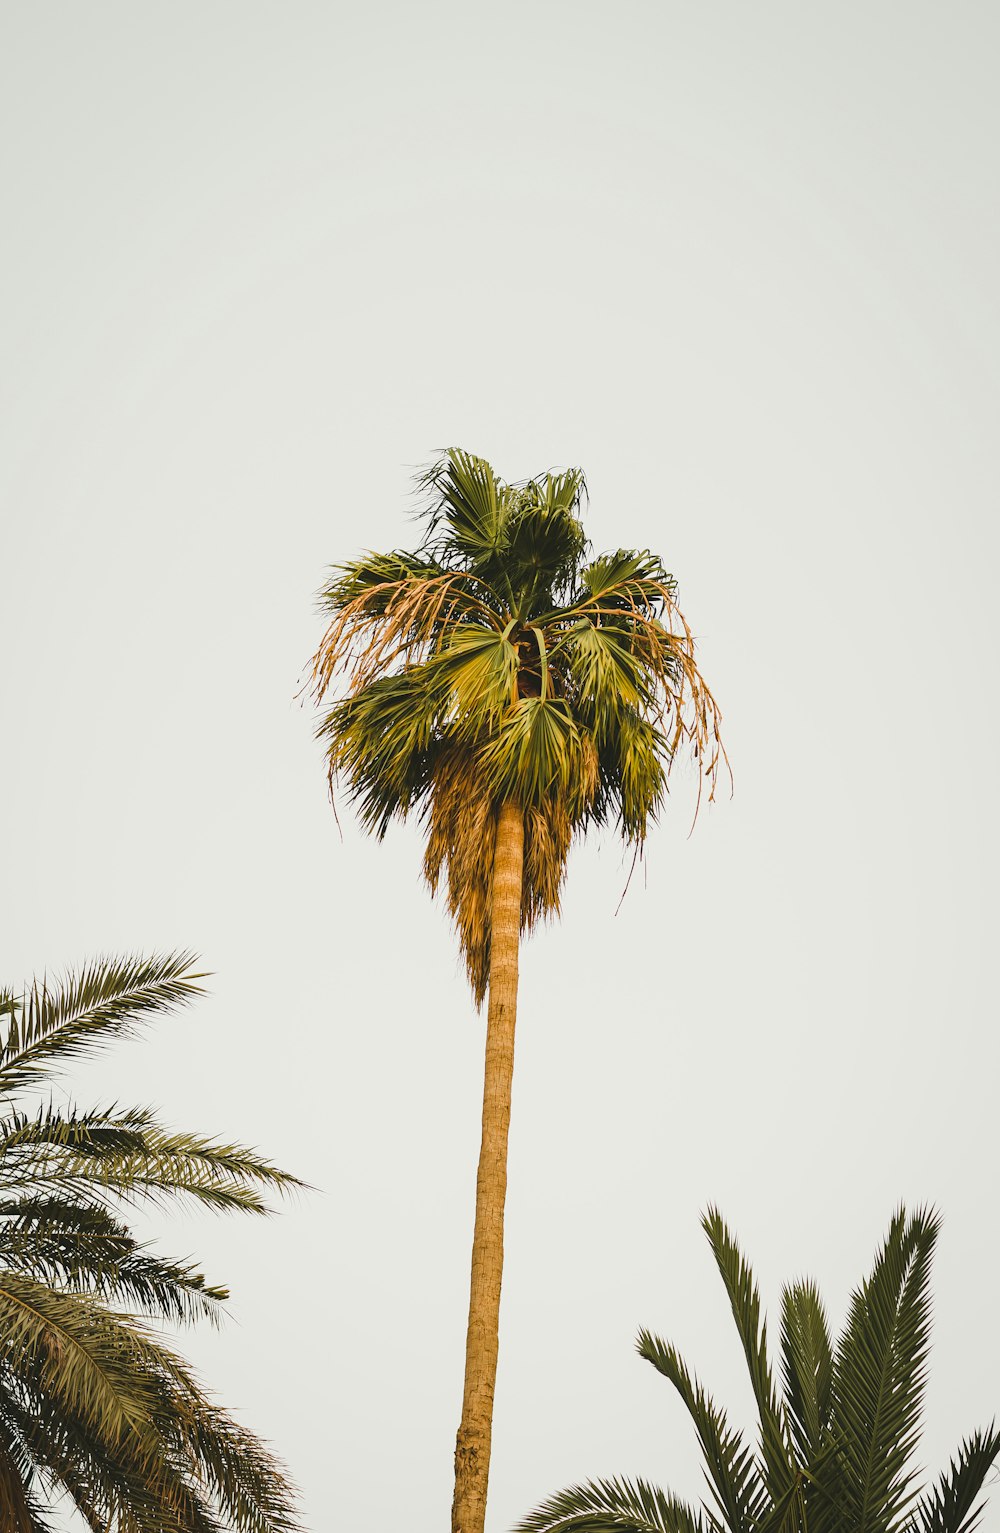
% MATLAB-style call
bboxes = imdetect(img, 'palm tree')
[309,449,724,1533]
[0,951,302,1533]
[519,1206,1000,1533]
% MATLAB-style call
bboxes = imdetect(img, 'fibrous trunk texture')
[451,800,524,1533]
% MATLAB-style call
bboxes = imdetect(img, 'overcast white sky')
[3,3,999,1530]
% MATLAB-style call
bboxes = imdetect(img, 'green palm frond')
[562,621,653,720]
[0,1198,226,1324]
[166,1393,300,1533]
[596,710,669,843]
[7,1395,171,1533]
[6,1400,189,1533]
[479,697,592,806]
[9,1350,298,1533]
[523,1209,996,1533]
[324,547,446,609]
[0,1258,298,1533]
[828,1207,936,1533]
[908,1427,1000,1533]
[418,448,507,567]
[0,1103,303,1213]
[0,1413,47,1533]
[515,1476,708,1533]
[0,954,203,1093]
[701,1208,794,1502]
[501,477,588,612]
[577,549,675,602]
[432,623,520,727]
[636,1330,765,1533]
[780,1280,833,1466]
[317,667,442,835]
[0,1272,164,1448]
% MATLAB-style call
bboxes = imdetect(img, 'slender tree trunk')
[451,799,524,1533]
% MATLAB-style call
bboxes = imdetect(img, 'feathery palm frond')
[908,1427,1000,1533]
[637,1329,765,1533]
[779,1279,833,1466]
[701,1207,793,1503]
[0,953,204,1093]
[0,1412,48,1533]
[522,1209,999,1533]
[517,1476,708,1533]
[0,1196,225,1321]
[0,954,301,1533]
[827,1208,936,1533]
[0,1102,303,1214]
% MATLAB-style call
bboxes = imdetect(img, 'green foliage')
[0,952,302,1533]
[310,448,725,1000]
[519,1208,1000,1533]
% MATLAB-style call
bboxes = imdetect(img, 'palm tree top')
[520,1205,1000,1533]
[310,449,727,1000]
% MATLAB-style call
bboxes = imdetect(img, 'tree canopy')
[519,1206,1000,1533]
[0,952,301,1533]
[311,448,725,1000]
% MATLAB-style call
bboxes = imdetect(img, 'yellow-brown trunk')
[451,800,524,1533]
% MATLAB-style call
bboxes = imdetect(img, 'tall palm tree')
[310,449,724,1533]
[0,951,302,1533]
[519,1206,1000,1533]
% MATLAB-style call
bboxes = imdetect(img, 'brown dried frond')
[0,1449,36,1533]
[646,578,728,805]
[422,752,578,1006]
[310,572,495,704]
[422,749,497,1003]
[574,574,728,808]
[522,797,573,930]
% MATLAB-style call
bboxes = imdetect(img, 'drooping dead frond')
[422,751,582,1005]
[422,750,497,1003]
[311,565,497,704]
[521,796,575,932]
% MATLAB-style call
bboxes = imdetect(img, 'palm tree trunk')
[451,799,524,1533]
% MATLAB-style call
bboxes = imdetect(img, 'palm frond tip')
[523,1207,999,1533]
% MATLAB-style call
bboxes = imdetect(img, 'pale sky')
[2,3,999,1530]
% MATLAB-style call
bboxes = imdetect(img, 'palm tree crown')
[0,952,302,1533]
[311,448,724,1000]
[520,1207,1000,1533]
